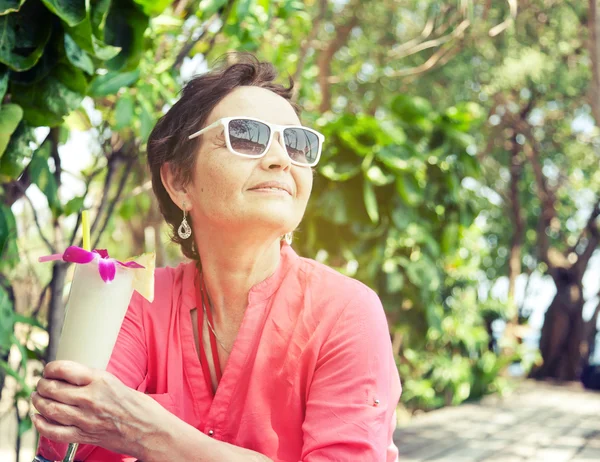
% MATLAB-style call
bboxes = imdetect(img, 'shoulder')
[129,260,196,319]
[294,256,385,323]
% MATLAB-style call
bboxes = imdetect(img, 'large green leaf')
[65,0,121,60]
[88,69,140,96]
[64,33,94,75]
[0,204,18,271]
[105,1,149,71]
[0,121,33,180]
[0,103,23,158]
[0,0,53,71]
[12,64,87,127]
[41,0,86,26]
[0,0,24,16]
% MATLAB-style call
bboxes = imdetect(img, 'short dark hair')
[147,53,298,261]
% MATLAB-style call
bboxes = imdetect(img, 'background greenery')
[1,0,599,458]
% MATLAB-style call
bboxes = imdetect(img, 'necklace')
[203,304,231,354]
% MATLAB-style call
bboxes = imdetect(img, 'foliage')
[1,3,573,453]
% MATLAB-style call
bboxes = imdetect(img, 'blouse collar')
[179,242,299,310]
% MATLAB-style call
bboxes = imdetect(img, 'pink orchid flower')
[39,246,144,283]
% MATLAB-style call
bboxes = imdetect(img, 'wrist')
[135,394,181,461]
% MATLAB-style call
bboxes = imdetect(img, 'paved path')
[394,380,600,461]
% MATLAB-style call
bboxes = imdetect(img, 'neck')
[194,226,282,325]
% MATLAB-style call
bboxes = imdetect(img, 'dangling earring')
[178,202,192,240]
[283,232,293,245]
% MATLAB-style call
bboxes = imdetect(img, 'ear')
[160,162,191,211]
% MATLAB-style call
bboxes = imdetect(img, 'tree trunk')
[531,268,586,380]
[45,262,68,363]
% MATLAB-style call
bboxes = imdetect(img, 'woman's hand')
[31,360,169,459]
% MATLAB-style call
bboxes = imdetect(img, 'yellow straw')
[81,210,91,251]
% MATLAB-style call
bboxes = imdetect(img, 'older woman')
[32,55,402,462]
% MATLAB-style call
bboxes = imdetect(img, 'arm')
[300,287,402,462]
[32,362,273,462]
[138,417,273,462]
[35,292,148,461]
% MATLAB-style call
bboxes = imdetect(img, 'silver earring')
[283,232,293,245]
[178,204,192,240]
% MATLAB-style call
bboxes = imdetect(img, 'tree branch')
[92,155,136,249]
[292,0,328,102]
[488,0,518,37]
[573,197,600,276]
[317,0,361,112]
[20,185,55,254]
[389,19,470,59]
[173,0,236,71]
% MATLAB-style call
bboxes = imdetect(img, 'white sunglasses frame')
[187,116,325,167]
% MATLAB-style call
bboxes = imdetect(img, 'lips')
[248,181,293,195]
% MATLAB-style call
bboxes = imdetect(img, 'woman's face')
[177,86,313,239]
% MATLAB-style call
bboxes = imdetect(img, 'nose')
[260,131,291,170]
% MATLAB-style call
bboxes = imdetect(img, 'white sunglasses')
[188,116,325,167]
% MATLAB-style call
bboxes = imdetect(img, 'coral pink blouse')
[38,243,402,461]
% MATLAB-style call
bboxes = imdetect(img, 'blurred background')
[0,0,599,460]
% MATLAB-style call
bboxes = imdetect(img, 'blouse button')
[208,429,214,437]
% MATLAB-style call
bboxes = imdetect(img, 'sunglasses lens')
[228,119,271,156]
[283,128,320,165]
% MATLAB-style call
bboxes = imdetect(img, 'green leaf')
[0,121,33,180]
[363,179,379,223]
[18,414,32,436]
[114,94,134,129]
[376,145,412,172]
[133,0,170,15]
[13,313,43,329]
[64,33,94,75]
[0,103,23,158]
[65,1,121,61]
[0,65,8,100]
[0,205,18,271]
[64,108,92,131]
[198,0,228,19]
[396,173,423,206]
[41,0,85,26]
[366,165,394,186]
[63,195,85,216]
[88,69,140,96]
[139,100,154,142]
[391,94,434,123]
[28,144,61,214]
[0,284,13,353]
[0,0,25,15]
[105,2,149,72]
[319,161,361,182]
[0,0,53,71]
[12,64,87,127]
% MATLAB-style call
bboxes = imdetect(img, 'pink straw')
[38,254,64,263]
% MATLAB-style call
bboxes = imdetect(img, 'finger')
[43,361,96,386]
[31,413,93,445]
[31,392,86,428]
[36,378,87,406]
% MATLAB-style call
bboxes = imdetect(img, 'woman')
[32,55,402,462]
